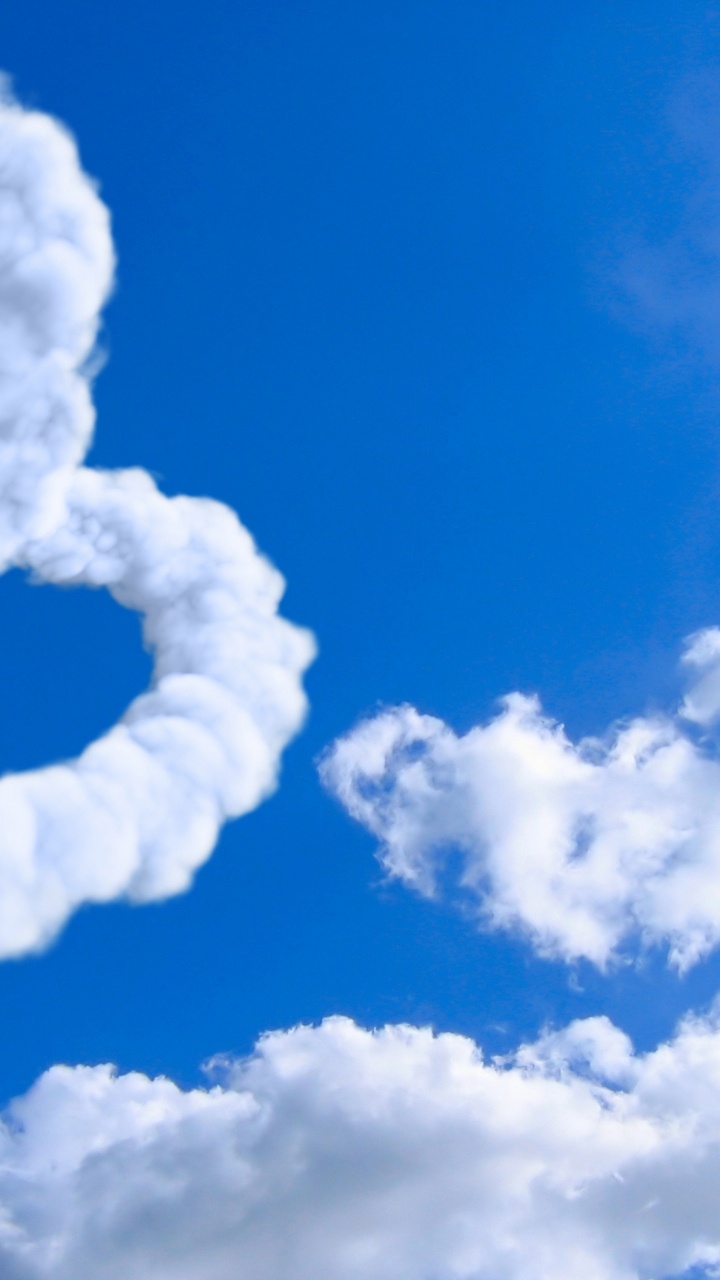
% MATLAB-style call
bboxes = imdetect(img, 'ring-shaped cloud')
[0,89,314,957]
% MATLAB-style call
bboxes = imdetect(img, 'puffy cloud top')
[2,1013,720,1278]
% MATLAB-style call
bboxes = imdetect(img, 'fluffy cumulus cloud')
[0,90,314,956]
[321,631,720,970]
[2,1012,720,1278]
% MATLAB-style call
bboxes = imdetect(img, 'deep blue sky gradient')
[0,1,718,1098]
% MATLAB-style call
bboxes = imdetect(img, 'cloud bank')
[1,1012,720,1278]
[321,631,720,970]
[0,91,314,956]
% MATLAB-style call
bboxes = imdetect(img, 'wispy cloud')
[0,89,314,957]
[613,70,720,368]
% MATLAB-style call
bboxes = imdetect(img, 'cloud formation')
[1,1012,720,1278]
[0,91,314,956]
[321,631,720,970]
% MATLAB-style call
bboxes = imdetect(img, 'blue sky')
[1,6,720,1255]
[0,0,718,1097]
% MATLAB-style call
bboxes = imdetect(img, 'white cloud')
[0,89,314,956]
[1,1013,720,1277]
[321,632,720,970]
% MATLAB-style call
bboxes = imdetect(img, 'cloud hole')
[0,570,152,775]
